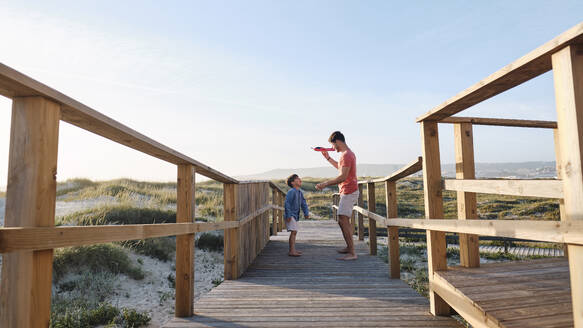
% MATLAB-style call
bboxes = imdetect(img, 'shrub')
[57,205,176,226]
[117,308,151,327]
[53,244,144,282]
[121,237,175,262]
[196,232,224,251]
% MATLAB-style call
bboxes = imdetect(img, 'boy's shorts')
[286,218,298,231]
[338,190,359,217]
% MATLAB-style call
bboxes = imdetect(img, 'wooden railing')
[341,23,583,327]
[0,63,286,327]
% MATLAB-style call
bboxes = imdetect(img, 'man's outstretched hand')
[321,150,329,159]
[316,183,326,190]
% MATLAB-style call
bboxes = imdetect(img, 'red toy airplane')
[312,147,334,151]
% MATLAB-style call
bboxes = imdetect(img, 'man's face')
[331,141,340,152]
[293,177,302,188]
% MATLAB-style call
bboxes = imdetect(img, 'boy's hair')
[286,174,299,188]
[328,131,345,143]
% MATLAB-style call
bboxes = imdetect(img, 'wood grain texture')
[367,183,377,255]
[0,97,60,328]
[454,123,480,268]
[440,117,557,129]
[417,23,583,122]
[223,183,239,280]
[175,165,196,317]
[435,258,572,328]
[385,181,400,279]
[357,184,364,240]
[444,179,564,199]
[421,121,450,315]
[552,44,583,327]
[164,220,463,328]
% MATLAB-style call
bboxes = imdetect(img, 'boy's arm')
[284,191,294,221]
[301,193,310,218]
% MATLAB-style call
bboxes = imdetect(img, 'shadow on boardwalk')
[165,220,463,327]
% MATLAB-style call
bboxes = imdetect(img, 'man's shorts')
[338,190,359,217]
[286,218,299,231]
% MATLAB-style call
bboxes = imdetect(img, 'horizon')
[1,1,582,190]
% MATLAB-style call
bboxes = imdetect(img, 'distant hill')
[237,161,557,180]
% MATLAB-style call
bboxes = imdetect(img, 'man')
[316,131,359,260]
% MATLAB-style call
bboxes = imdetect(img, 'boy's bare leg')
[337,215,357,260]
[289,231,301,256]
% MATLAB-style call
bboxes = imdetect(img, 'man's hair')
[287,174,299,188]
[328,131,345,143]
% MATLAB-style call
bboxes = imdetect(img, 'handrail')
[416,22,583,122]
[439,117,558,129]
[0,63,237,183]
[358,157,422,184]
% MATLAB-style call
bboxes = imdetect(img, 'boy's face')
[293,177,302,188]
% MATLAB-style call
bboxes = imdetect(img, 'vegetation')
[121,237,176,262]
[57,205,176,226]
[196,232,224,251]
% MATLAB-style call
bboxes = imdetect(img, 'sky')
[0,1,582,189]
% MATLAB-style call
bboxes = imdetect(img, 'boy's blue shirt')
[284,188,309,221]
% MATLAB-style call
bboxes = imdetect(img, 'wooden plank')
[0,221,239,252]
[223,183,239,279]
[385,180,400,279]
[0,63,236,183]
[417,22,583,122]
[0,97,60,328]
[444,179,564,199]
[238,205,273,226]
[421,121,450,315]
[431,273,499,328]
[367,182,377,255]
[440,117,557,129]
[554,128,569,257]
[357,184,364,240]
[454,123,480,268]
[552,44,583,328]
[385,218,583,245]
[271,188,278,236]
[359,157,423,184]
[175,165,195,317]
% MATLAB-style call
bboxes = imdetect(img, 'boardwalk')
[165,220,463,327]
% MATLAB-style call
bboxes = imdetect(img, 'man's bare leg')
[289,231,301,256]
[337,215,357,260]
[337,218,350,253]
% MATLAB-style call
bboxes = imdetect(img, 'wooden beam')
[552,44,583,327]
[353,205,583,245]
[440,116,557,129]
[271,188,277,236]
[175,165,195,317]
[358,157,423,184]
[421,121,450,316]
[357,184,364,240]
[454,123,480,268]
[417,23,583,122]
[444,178,563,199]
[237,205,273,226]
[367,182,377,255]
[385,180,400,279]
[553,129,568,257]
[0,221,239,253]
[0,63,237,183]
[431,273,498,328]
[0,97,60,328]
[223,183,239,280]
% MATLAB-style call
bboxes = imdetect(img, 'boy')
[284,174,310,257]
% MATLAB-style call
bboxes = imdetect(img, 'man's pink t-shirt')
[339,149,358,195]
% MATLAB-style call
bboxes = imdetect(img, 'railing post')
[367,182,377,255]
[0,97,60,327]
[454,122,480,268]
[175,165,196,317]
[553,128,569,257]
[357,184,364,240]
[385,180,400,279]
[421,121,450,316]
[552,44,583,327]
[224,183,239,279]
[272,188,278,236]
[279,191,284,232]
[350,209,356,236]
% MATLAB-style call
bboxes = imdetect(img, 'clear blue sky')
[0,1,582,188]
